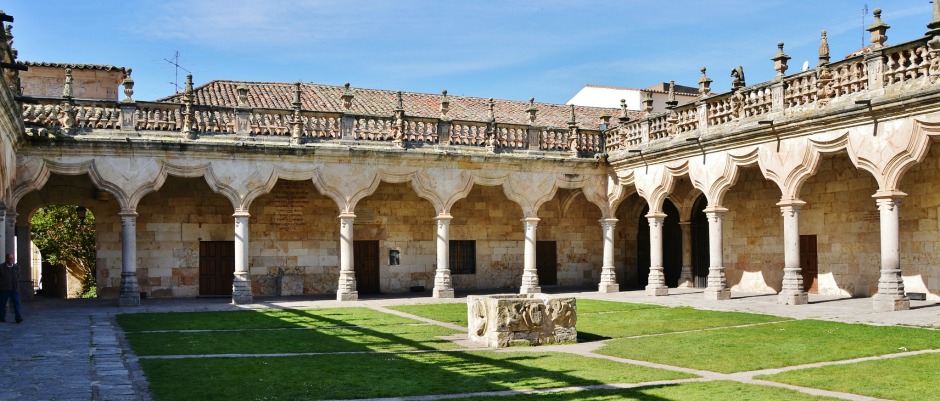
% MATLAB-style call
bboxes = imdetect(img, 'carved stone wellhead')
[467,294,577,348]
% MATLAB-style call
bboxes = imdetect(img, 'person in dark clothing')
[0,253,23,323]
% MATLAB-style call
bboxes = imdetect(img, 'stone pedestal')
[468,294,576,348]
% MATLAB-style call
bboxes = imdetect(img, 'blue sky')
[4,1,934,104]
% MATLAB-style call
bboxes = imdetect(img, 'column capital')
[645,211,667,219]
[776,199,806,208]
[875,197,902,210]
[233,211,250,218]
[119,210,138,218]
[703,206,728,214]
[339,212,356,220]
[434,213,454,222]
[521,216,540,223]
[599,217,618,224]
[872,190,907,200]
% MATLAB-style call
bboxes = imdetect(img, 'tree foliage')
[30,205,96,296]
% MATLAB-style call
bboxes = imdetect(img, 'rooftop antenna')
[163,51,192,93]
[862,4,869,48]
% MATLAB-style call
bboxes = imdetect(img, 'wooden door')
[536,241,557,286]
[800,235,818,293]
[354,240,380,294]
[199,241,234,296]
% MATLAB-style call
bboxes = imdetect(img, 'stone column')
[336,212,358,301]
[0,207,6,260]
[872,196,910,311]
[118,211,140,307]
[519,217,541,294]
[645,213,668,296]
[598,218,619,293]
[15,224,32,301]
[677,221,694,288]
[5,210,14,257]
[778,201,808,305]
[432,213,454,298]
[703,207,731,300]
[232,211,253,304]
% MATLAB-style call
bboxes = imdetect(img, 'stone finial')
[341,82,354,110]
[395,91,405,112]
[236,83,249,108]
[698,67,712,97]
[62,68,73,99]
[818,30,830,66]
[665,80,678,108]
[618,98,630,124]
[183,74,194,97]
[731,66,746,90]
[642,92,654,113]
[440,89,449,118]
[122,69,134,102]
[568,104,577,128]
[526,97,537,123]
[181,74,195,138]
[928,0,940,37]
[487,98,495,123]
[772,42,791,77]
[292,82,303,110]
[867,8,890,48]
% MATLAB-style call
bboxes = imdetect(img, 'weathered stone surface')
[467,294,576,348]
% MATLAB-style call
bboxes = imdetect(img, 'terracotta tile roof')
[22,61,129,73]
[159,80,635,129]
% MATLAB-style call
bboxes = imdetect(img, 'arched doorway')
[30,205,97,298]
[691,195,709,288]
[636,199,682,288]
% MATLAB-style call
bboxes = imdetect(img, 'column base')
[231,274,253,304]
[432,288,455,298]
[118,273,140,307]
[704,289,731,300]
[337,291,359,301]
[872,294,910,311]
[645,285,668,296]
[598,283,620,293]
[519,286,541,294]
[778,290,808,305]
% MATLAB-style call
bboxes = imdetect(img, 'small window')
[449,240,476,274]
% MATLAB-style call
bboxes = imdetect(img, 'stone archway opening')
[30,205,97,298]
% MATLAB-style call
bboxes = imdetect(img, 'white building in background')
[566,82,699,112]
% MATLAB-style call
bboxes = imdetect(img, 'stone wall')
[249,179,339,295]
[722,167,785,293]
[898,143,940,300]
[20,66,124,100]
[354,181,436,293]
[450,185,524,290]
[537,188,604,287]
[134,176,232,298]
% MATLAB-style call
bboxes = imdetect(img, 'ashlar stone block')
[467,294,576,348]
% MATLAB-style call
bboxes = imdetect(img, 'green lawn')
[125,323,461,355]
[140,351,694,401]
[388,302,469,326]
[447,380,845,401]
[598,319,940,373]
[577,304,786,340]
[757,352,940,401]
[117,307,412,332]
[386,299,787,341]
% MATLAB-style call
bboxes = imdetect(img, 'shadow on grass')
[132,307,689,401]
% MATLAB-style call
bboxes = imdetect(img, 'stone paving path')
[0,290,937,400]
